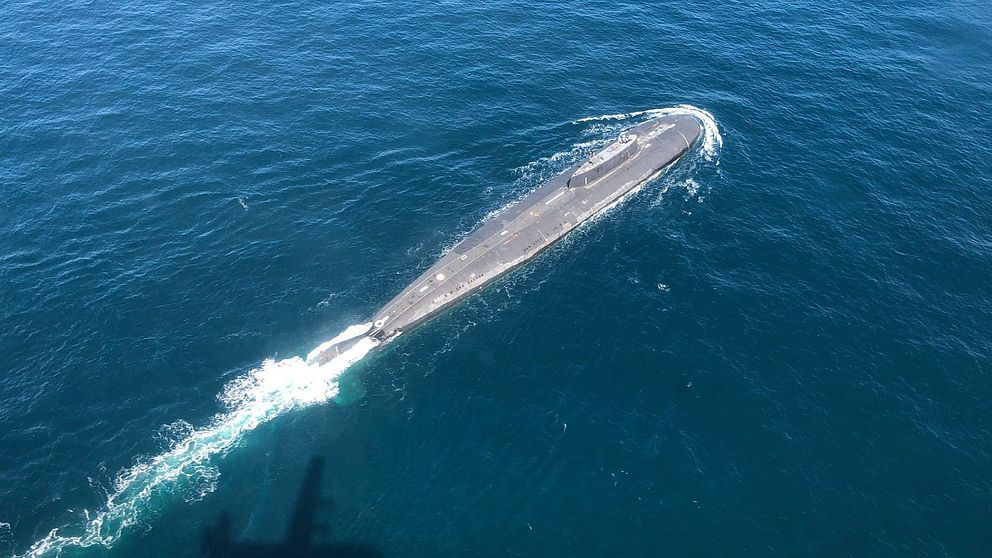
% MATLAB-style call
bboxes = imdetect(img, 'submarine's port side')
[569,133,638,187]
[372,115,700,337]
[306,114,703,364]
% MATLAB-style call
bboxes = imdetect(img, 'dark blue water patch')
[3,0,992,556]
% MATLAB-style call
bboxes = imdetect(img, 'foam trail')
[574,105,723,162]
[17,327,376,558]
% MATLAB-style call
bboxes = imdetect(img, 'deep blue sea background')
[3,0,992,556]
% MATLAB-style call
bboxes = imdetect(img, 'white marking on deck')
[545,190,566,205]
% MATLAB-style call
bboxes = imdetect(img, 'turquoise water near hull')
[2,0,991,556]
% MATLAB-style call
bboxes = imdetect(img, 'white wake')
[17,325,376,558]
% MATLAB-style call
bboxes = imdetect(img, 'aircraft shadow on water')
[201,458,382,558]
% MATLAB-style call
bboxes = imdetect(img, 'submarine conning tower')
[568,132,638,188]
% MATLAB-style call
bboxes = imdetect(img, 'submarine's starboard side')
[309,114,702,364]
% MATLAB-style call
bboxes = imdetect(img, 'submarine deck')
[369,114,702,339]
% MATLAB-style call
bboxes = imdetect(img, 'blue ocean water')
[2,0,992,556]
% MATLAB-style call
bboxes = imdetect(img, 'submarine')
[307,114,703,364]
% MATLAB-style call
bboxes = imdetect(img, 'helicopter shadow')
[201,457,382,558]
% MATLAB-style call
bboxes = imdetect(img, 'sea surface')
[2,0,991,556]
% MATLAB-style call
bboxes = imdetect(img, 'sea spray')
[17,329,376,558]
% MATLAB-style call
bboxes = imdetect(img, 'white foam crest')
[573,108,662,122]
[17,327,375,558]
[574,104,723,162]
[684,178,701,198]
